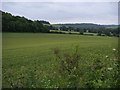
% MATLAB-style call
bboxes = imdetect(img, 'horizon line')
[51,22,118,25]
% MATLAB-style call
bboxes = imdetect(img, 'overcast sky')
[1,2,118,25]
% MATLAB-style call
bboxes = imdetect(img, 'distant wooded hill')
[1,10,119,37]
[53,23,119,36]
[54,23,118,29]
[2,10,50,33]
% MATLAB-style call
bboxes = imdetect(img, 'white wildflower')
[106,55,108,58]
[74,67,76,70]
[107,67,113,70]
[113,48,116,51]
[32,85,34,87]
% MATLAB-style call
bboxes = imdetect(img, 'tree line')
[2,10,119,37]
[55,24,119,37]
[2,11,49,33]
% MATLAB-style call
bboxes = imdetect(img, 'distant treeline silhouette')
[2,11,50,33]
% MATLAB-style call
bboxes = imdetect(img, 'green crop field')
[2,33,119,88]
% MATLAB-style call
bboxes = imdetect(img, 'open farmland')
[2,33,119,88]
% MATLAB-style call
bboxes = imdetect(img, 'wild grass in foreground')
[2,33,119,88]
[52,46,119,88]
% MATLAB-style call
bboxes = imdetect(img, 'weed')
[53,45,80,88]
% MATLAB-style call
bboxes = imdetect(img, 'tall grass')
[53,46,80,88]
[52,46,119,88]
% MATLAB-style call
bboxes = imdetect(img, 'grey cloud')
[2,2,118,24]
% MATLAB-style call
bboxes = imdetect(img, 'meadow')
[2,33,119,88]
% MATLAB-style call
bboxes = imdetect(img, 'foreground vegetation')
[2,33,119,88]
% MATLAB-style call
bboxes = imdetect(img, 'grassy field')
[2,33,119,88]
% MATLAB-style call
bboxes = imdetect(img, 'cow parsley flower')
[113,48,116,51]
[107,67,113,70]
[74,67,76,70]
[106,55,108,58]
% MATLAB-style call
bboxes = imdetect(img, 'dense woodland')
[2,11,49,33]
[2,11,119,37]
